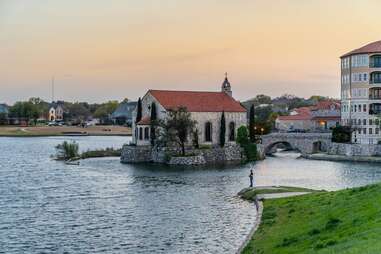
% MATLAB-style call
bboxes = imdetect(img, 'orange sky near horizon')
[1,0,381,104]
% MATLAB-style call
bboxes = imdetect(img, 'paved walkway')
[257,192,311,200]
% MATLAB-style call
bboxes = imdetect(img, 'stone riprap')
[168,155,206,165]
[121,144,244,164]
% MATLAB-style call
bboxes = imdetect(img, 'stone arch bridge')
[258,133,332,157]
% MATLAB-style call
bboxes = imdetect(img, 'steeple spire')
[221,72,232,97]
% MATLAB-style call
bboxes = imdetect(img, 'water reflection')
[2,137,381,253]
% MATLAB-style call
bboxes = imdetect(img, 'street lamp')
[261,127,264,135]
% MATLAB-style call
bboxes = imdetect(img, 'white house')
[48,102,64,122]
[132,76,247,146]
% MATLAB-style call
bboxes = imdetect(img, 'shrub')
[55,141,79,160]
[236,126,249,146]
[332,125,351,143]
[244,143,258,162]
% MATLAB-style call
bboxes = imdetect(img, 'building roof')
[310,100,341,111]
[148,90,246,112]
[277,100,341,121]
[341,40,381,58]
[112,101,137,119]
[277,107,312,121]
[136,116,151,125]
[0,104,8,114]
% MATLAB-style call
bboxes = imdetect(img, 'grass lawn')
[239,186,320,201]
[241,183,381,254]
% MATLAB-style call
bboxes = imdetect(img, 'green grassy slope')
[242,184,381,254]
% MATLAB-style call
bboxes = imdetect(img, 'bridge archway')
[265,141,294,155]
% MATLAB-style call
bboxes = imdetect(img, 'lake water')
[2,136,381,253]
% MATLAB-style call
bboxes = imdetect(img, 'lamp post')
[261,127,264,136]
[254,126,257,141]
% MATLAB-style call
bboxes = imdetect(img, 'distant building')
[132,75,247,146]
[276,101,341,132]
[48,101,64,122]
[111,100,137,126]
[341,40,381,144]
[0,104,9,124]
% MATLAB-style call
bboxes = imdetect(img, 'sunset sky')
[1,0,381,104]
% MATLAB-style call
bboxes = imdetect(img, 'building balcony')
[369,88,381,99]
[369,103,381,115]
[370,55,381,68]
[369,71,381,84]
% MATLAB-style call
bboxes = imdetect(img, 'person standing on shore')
[249,169,254,187]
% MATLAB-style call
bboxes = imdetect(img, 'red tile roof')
[148,90,246,112]
[341,40,381,58]
[136,116,151,125]
[311,100,341,111]
[277,107,312,121]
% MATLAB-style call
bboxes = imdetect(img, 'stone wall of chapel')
[191,112,247,145]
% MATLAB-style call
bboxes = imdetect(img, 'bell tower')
[221,72,232,97]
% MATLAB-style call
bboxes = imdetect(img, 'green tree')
[150,102,157,145]
[192,128,199,149]
[93,101,119,119]
[236,125,249,146]
[158,106,196,156]
[9,101,40,124]
[0,112,8,125]
[249,104,255,142]
[220,111,226,147]
[136,97,142,123]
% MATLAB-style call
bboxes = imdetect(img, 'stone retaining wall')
[121,144,244,164]
[121,145,152,163]
[168,155,206,165]
[328,143,381,157]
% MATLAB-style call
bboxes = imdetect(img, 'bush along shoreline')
[239,183,381,254]
[54,141,121,162]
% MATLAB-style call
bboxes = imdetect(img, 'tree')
[150,102,157,145]
[192,128,199,149]
[65,103,91,123]
[0,112,8,125]
[332,126,351,143]
[136,97,142,123]
[93,101,119,120]
[249,104,255,142]
[158,106,196,156]
[220,111,226,147]
[236,125,249,146]
[9,101,40,124]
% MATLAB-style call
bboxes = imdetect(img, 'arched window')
[229,122,235,141]
[139,127,143,140]
[205,122,212,142]
[144,127,150,140]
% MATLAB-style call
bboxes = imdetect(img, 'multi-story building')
[341,40,381,144]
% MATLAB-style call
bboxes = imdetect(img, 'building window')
[376,119,380,126]
[357,119,361,125]
[358,129,361,134]
[370,128,373,135]
[363,119,367,126]
[144,127,149,140]
[376,128,379,134]
[354,105,357,112]
[205,122,212,142]
[363,128,367,134]
[363,104,367,112]
[229,122,235,141]
[370,119,373,125]
[139,127,143,140]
